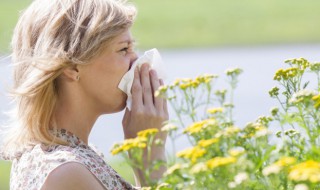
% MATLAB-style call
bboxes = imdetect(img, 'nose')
[130,51,138,62]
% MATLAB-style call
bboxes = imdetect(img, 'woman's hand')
[122,63,168,140]
[122,63,168,186]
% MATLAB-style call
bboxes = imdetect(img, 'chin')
[103,93,127,114]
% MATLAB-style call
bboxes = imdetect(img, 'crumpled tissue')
[118,48,166,110]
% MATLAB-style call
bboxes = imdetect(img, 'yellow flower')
[110,137,147,155]
[164,163,185,176]
[273,67,299,81]
[190,162,208,174]
[289,160,320,183]
[312,94,320,109]
[179,83,191,90]
[110,143,123,155]
[263,156,297,176]
[216,126,241,138]
[242,122,269,138]
[285,58,310,70]
[206,157,236,169]
[154,85,168,97]
[225,68,243,76]
[228,148,245,157]
[137,128,159,138]
[161,123,178,132]
[225,126,241,135]
[184,119,216,135]
[262,164,282,176]
[269,87,280,97]
[176,146,207,163]
[182,78,192,83]
[172,78,181,86]
[191,80,200,88]
[198,138,219,147]
[207,107,224,114]
[195,74,217,84]
[275,157,296,167]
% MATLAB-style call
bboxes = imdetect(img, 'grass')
[0,158,134,189]
[1,0,320,53]
[0,0,32,53]
[131,0,320,48]
[0,160,11,190]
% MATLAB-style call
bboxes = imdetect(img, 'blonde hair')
[1,0,136,159]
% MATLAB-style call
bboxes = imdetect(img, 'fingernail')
[143,63,150,69]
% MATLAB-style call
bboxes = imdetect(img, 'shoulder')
[41,162,105,190]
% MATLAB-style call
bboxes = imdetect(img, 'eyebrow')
[118,39,136,45]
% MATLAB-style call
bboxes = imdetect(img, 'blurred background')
[1,0,320,189]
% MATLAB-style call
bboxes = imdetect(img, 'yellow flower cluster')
[262,157,296,176]
[176,146,207,163]
[310,62,320,72]
[173,74,217,90]
[242,122,268,138]
[269,86,280,97]
[164,163,184,176]
[198,138,219,147]
[207,107,224,114]
[161,123,178,132]
[273,67,299,81]
[289,160,320,183]
[190,162,208,174]
[111,137,147,155]
[216,126,241,138]
[228,148,245,157]
[184,119,216,135]
[275,157,296,167]
[206,156,236,169]
[137,128,159,138]
[225,68,243,76]
[312,94,320,109]
[285,58,310,70]
[154,85,168,98]
[289,89,316,105]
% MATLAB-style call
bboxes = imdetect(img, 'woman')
[0,0,168,189]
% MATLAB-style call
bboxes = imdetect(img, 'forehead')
[112,30,134,45]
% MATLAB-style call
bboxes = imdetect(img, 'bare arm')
[41,162,105,190]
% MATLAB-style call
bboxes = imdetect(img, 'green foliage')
[2,0,320,52]
[0,160,11,190]
[131,0,320,48]
[112,58,320,189]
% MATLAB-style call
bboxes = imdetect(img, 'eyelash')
[120,46,134,55]
[121,47,129,52]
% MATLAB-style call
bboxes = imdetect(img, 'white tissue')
[118,48,166,110]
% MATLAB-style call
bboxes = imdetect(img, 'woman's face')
[78,29,137,114]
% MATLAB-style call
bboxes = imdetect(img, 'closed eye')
[120,47,129,52]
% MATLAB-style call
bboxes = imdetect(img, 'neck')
[53,95,99,145]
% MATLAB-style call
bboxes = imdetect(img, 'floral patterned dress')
[3,129,136,190]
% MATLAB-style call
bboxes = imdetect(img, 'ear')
[62,65,80,81]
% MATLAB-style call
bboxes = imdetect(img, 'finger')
[150,69,163,110]
[131,66,143,110]
[160,79,168,115]
[122,108,130,128]
[140,63,153,106]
